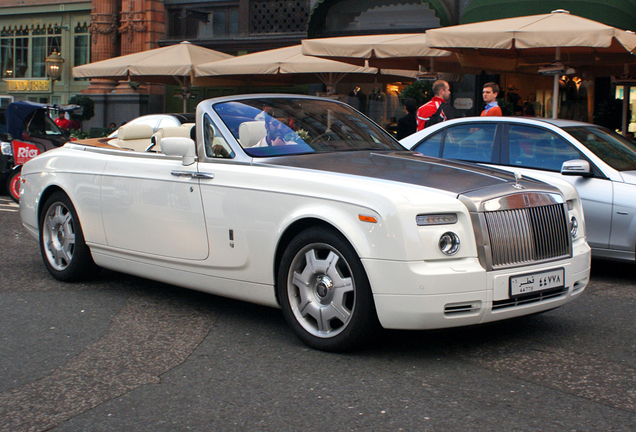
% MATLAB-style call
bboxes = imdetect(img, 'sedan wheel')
[39,192,98,281]
[278,227,379,351]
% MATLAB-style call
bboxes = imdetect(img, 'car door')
[100,151,209,260]
[503,123,613,250]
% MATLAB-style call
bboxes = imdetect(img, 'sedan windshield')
[565,126,636,171]
[213,97,404,157]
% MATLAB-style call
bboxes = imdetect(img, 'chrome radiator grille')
[484,203,571,268]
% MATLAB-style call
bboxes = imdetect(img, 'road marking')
[0,198,19,212]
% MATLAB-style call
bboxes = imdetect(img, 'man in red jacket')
[416,80,451,131]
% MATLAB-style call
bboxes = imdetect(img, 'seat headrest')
[238,121,266,148]
[118,124,154,140]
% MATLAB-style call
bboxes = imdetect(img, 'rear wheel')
[277,227,379,352]
[39,191,99,281]
[6,168,20,203]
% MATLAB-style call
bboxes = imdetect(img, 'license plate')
[510,268,564,296]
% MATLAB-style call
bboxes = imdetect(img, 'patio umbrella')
[194,45,419,93]
[73,41,233,112]
[425,9,636,119]
[301,33,461,74]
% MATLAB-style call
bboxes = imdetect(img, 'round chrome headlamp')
[570,216,578,238]
[439,232,460,255]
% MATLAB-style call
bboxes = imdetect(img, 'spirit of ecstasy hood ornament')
[513,171,525,190]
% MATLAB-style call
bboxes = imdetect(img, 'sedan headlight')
[1,141,12,156]
[439,232,460,255]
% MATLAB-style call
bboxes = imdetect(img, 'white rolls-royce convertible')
[19,95,591,351]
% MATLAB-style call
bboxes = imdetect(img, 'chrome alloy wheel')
[42,202,76,271]
[287,242,355,338]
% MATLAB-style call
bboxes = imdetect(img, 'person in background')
[481,82,502,116]
[396,97,417,139]
[54,111,69,130]
[416,80,451,131]
[109,122,117,130]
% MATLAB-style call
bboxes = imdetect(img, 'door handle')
[170,171,215,179]
[191,172,215,179]
[171,170,195,177]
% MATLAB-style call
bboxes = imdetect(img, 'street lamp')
[45,50,64,81]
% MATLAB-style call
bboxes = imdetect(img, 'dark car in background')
[0,101,72,202]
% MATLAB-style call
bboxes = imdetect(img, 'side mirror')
[161,137,196,166]
[561,159,592,177]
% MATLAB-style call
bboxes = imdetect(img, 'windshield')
[213,97,404,157]
[564,126,636,171]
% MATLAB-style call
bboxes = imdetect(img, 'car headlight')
[439,232,460,255]
[570,216,578,238]
[1,141,12,156]
[417,213,457,226]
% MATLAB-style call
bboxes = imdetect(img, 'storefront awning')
[307,0,452,38]
[460,0,636,32]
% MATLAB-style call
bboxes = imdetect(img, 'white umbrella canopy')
[425,10,636,119]
[195,45,418,92]
[73,41,233,112]
[301,33,461,73]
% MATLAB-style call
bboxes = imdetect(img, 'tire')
[39,191,99,282]
[7,168,21,203]
[277,227,380,352]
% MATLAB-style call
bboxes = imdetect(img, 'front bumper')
[364,241,591,330]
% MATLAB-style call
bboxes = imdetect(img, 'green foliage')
[68,95,95,122]
[69,129,91,139]
[399,80,433,107]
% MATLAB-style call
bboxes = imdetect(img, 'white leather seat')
[151,126,192,152]
[238,121,266,148]
[115,124,154,152]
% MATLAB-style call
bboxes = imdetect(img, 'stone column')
[84,0,119,94]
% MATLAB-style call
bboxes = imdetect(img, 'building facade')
[2,0,635,129]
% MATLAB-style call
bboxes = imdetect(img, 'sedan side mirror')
[161,137,196,166]
[561,159,592,177]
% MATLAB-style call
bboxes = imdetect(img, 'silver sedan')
[401,116,636,263]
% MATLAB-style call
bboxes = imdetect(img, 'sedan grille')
[484,203,571,269]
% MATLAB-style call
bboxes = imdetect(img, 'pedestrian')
[54,111,69,130]
[396,97,417,139]
[416,79,452,131]
[481,82,502,116]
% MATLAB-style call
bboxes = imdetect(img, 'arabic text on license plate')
[510,268,564,296]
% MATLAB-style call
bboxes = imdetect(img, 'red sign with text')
[12,140,40,165]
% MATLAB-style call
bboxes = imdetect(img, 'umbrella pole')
[622,64,630,136]
[552,48,560,119]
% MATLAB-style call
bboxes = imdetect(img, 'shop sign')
[454,98,473,110]
[5,79,53,94]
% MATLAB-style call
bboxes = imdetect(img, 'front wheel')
[6,168,21,203]
[39,191,99,281]
[277,227,380,352]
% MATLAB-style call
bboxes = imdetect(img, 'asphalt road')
[1,194,635,431]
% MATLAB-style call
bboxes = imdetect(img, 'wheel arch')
[37,184,69,224]
[274,217,360,305]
